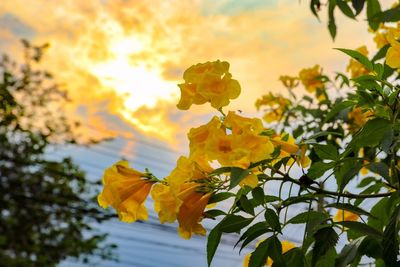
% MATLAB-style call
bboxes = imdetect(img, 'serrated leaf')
[335,48,373,70]
[219,215,254,233]
[207,226,222,266]
[264,208,281,233]
[287,211,329,224]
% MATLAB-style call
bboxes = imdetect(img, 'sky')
[0,0,383,151]
[0,1,394,266]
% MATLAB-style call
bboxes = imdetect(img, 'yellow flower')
[189,112,274,169]
[205,117,274,169]
[298,144,311,168]
[224,111,264,135]
[255,93,290,123]
[386,29,400,69]
[333,209,359,222]
[98,161,153,223]
[348,107,373,133]
[176,185,211,239]
[299,65,325,93]
[177,60,241,110]
[279,75,299,88]
[346,46,370,78]
[188,116,223,165]
[152,156,213,239]
[374,32,389,49]
[151,183,180,223]
[239,173,259,188]
[243,240,296,267]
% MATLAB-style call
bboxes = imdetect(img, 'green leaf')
[366,0,382,30]
[219,215,254,233]
[312,227,339,266]
[368,162,391,184]
[326,203,373,217]
[264,208,281,233]
[239,225,272,253]
[310,0,321,19]
[337,0,356,19]
[314,144,338,161]
[234,222,270,250]
[208,192,235,204]
[335,221,383,238]
[205,209,226,218]
[382,205,400,266]
[306,131,343,140]
[348,118,391,150]
[334,159,362,191]
[240,195,255,216]
[207,226,222,266]
[335,48,373,70]
[377,5,400,22]
[372,44,390,62]
[307,162,335,180]
[230,167,251,189]
[324,100,354,122]
[209,166,231,176]
[328,1,337,39]
[351,0,365,15]
[335,237,365,267]
[264,195,281,203]
[283,248,305,267]
[287,211,329,224]
[252,187,265,206]
[249,236,283,267]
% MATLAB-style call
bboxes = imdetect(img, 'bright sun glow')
[87,30,179,138]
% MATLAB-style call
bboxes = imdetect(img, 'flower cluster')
[176,60,241,110]
[298,64,325,93]
[255,93,291,123]
[98,60,310,241]
[371,22,400,69]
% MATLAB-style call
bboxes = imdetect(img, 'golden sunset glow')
[0,0,383,145]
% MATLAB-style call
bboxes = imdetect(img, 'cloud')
[0,0,379,149]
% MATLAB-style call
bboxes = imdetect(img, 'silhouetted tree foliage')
[0,40,115,266]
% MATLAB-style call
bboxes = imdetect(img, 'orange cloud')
[0,0,383,148]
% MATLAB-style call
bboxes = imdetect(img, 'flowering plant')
[98,1,400,266]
